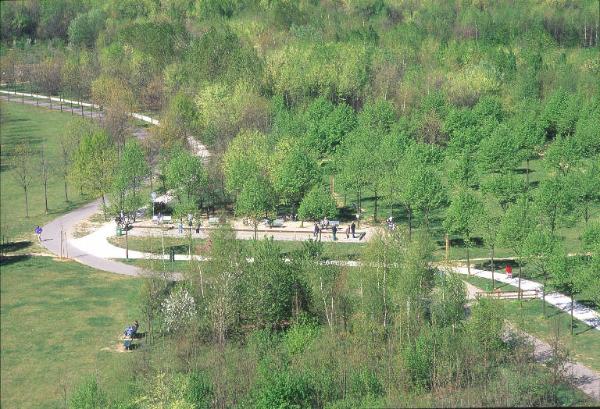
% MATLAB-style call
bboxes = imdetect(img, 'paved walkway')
[464,281,600,402]
[451,266,600,331]
[40,199,144,277]
[0,91,210,158]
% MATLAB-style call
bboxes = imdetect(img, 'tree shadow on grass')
[0,254,31,266]
[0,240,32,253]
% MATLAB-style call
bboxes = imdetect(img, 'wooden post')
[125,225,129,260]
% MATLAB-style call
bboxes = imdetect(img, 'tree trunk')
[64,178,69,202]
[570,293,574,335]
[408,207,412,241]
[24,186,29,218]
[466,243,471,276]
[43,180,48,214]
[526,158,530,190]
[542,274,547,318]
[491,247,495,290]
[518,260,523,308]
[373,188,378,222]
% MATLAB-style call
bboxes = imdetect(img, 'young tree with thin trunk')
[498,196,532,306]
[523,229,561,318]
[39,145,51,214]
[444,189,482,276]
[234,175,277,239]
[70,130,117,211]
[10,143,35,218]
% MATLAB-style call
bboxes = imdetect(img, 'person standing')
[178,219,183,234]
[313,222,319,238]
[35,226,43,242]
[351,222,356,238]
[332,224,338,241]
[345,225,350,239]
[505,264,513,279]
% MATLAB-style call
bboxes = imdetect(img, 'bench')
[208,217,220,225]
[271,218,284,228]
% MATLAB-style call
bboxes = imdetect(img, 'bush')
[69,377,107,409]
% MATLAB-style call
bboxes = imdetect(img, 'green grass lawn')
[0,256,141,408]
[463,275,600,372]
[0,101,89,247]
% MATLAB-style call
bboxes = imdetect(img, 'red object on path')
[505,264,513,279]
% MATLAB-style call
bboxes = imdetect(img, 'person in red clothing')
[505,264,513,279]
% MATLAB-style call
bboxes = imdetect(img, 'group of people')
[313,220,357,241]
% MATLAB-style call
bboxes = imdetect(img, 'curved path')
[41,199,143,276]
[0,90,210,158]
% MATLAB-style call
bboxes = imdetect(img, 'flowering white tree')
[161,287,197,333]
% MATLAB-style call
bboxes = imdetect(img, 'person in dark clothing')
[332,224,338,241]
[351,222,356,238]
[314,222,320,238]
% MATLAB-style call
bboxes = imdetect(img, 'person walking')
[351,222,356,238]
[178,219,183,234]
[313,222,320,238]
[332,224,337,241]
[345,225,350,239]
[35,226,43,242]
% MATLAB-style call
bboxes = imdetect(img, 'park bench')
[208,216,220,225]
[271,218,285,228]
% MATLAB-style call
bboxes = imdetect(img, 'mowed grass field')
[0,256,141,408]
[0,101,89,247]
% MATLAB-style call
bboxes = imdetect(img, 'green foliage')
[272,142,320,207]
[164,145,207,209]
[297,185,337,221]
[68,9,106,47]
[69,377,107,409]
[110,139,149,218]
[235,175,277,226]
[243,239,297,329]
[70,128,117,203]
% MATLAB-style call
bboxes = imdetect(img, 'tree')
[10,143,35,218]
[444,189,482,276]
[400,143,446,239]
[523,229,561,317]
[533,177,576,235]
[551,252,585,335]
[222,130,269,195]
[243,239,297,329]
[498,196,532,305]
[235,176,277,239]
[38,145,51,214]
[480,199,502,289]
[91,76,135,150]
[204,225,246,345]
[110,139,149,220]
[164,145,207,214]
[272,142,320,215]
[71,130,117,209]
[575,157,600,225]
[297,186,337,223]
[58,120,89,202]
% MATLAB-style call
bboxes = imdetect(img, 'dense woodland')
[1,0,600,407]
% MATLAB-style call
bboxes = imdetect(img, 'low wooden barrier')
[476,289,539,300]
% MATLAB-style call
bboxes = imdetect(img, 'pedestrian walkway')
[451,266,600,331]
